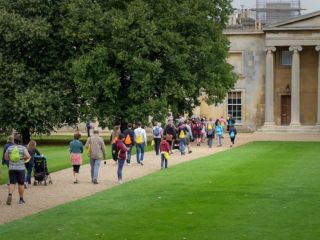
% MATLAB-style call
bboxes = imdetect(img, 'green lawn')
[0,142,319,240]
[0,144,153,184]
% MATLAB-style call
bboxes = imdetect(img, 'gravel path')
[0,132,319,224]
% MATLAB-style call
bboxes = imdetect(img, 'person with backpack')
[152,121,163,155]
[69,133,83,184]
[227,114,235,132]
[215,121,223,147]
[206,118,215,148]
[25,140,41,188]
[116,134,128,184]
[122,123,134,166]
[193,119,203,146]
[85,129,107,184]
[4,134,31,205]
[160,136,170,169]
[229,125,237,147]
[110,126,121,164]
[178,122,188,155]
[134,122,147,165]
[163,119,176,154]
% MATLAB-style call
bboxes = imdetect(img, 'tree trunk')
[21,128,31,145]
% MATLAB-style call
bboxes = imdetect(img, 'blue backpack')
[153,127,160,137]
[230,131,235,138]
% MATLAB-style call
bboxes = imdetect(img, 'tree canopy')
[0,0,236,141]
[71,0,236,128]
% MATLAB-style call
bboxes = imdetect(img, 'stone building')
[196,10,320,132]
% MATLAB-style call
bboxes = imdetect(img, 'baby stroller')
[33,155,53,186]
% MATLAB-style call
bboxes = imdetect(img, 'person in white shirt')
[134,122,147,165]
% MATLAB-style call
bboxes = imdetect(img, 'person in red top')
[193,119,203,146]
[116,134,128,184]
[160,136,170,169]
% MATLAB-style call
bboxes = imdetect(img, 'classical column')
[289,45,303,126]
[316,46,320,125]
[264,46,276,126]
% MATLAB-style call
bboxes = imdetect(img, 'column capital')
[316,45,320,52]
[289,45,303,52]
[265,46,276,53]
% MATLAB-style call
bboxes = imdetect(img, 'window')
[281,50,292,66]
[227,92,242,123]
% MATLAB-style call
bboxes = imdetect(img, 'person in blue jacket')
[215,121,223,147]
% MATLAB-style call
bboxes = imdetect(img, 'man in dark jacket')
[122,123,135,165]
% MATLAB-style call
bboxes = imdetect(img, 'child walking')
[160,136,170,169]
[229,125,237,147]
[215,121,223,147]
[69,132,84,184]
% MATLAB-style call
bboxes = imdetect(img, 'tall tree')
[72,0,236,128]
[0,0,101,143]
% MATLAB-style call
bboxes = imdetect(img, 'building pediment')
[265,10,320,31]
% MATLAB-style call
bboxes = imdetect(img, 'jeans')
[90,159,101,181]
[217,135,222,146]
[136,143,145,163]
[25,161,34,184]
[179,138,187,154]
[126,147,132,164]
[160,153,168,169]
[208,137,214,148]
[154,138,161,155]
[117,159,125,180]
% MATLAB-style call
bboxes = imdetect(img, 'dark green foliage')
[71,0,236,127]
[0,0,86,142]
[0,0,236,139]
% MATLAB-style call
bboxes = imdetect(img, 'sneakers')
[74,180,78,184]
[19,199,26,204]
[126,163,131,166]
[188,150,192,154]
[6,195,12,205]
[118,180,123,184]
[93,180,98,184]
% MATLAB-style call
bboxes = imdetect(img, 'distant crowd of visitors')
[1,115,237,205]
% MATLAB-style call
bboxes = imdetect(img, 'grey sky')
[232,0,320,13]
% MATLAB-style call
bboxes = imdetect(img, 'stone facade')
[197,10,320,132]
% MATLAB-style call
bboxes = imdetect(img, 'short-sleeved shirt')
[6,145,27,171]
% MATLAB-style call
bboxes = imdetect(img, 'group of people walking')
[1,115,238,205]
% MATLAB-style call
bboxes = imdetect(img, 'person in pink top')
[160,136,170,169]
[116,134,128,184]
